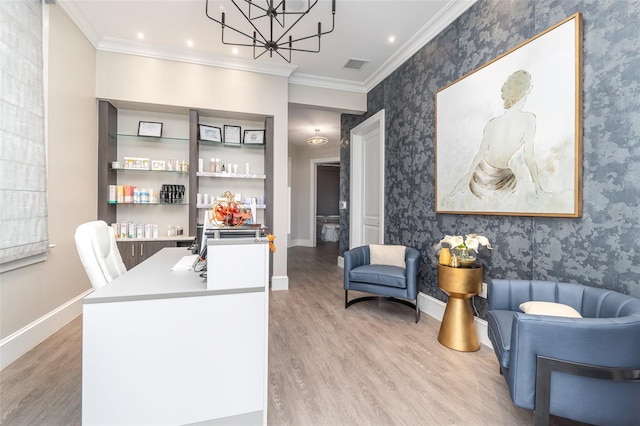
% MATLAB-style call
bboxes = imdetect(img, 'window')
[0,0,49,272]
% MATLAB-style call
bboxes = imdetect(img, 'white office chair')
[75,220,127,289]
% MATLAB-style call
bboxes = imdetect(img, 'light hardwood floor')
[1,243,580,425]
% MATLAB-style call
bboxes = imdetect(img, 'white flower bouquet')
[437,234,492,267]
[438,234,492,253]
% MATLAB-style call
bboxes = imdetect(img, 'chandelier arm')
[272,6,316,45]
[253,45,270,60]
[252,41,291,63]
[270,0,319,28]
[278,38,322,54]
[271,46,292,63]
[222,33,262,48]
[272,0,285,28]
[274,0,334,45]
[287,22,335,44]
[218,21,268,45]
[284,13,335,46]
[277,0,317,16]
[229,0,270,45]
[237,0,268,16]
[205,0,269,45]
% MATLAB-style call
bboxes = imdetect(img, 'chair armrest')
[405,248,421,297]
[507,313,640,408]
[343,246,369,288]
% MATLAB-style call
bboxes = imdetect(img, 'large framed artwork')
[435,13,582,217]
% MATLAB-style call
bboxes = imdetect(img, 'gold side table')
[437,264,483,352]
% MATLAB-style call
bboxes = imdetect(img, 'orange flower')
[267,234,276,252]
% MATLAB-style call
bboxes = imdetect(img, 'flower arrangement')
[437,234,492,267]
[438,234,492,252]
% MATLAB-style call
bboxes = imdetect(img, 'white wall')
[289,83,366,114]
[0,3,367,366]
[289,143,340,246]
[0,5,96,344]
[95,51,289,287]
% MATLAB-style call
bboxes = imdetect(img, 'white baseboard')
[0,289,92,370]
[287,239,314,248]
[337,256,344,268]
[271,275,289,291]
[0,289,491,371]
[418,292,492,349]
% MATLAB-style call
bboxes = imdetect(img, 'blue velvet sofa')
[487,279,640,425]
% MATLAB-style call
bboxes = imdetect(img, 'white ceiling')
[57,0,475,146]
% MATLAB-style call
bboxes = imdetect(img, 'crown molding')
[98,37,297,78]
[364,0,478,92]
[56,0,101,47]
[57,0,477,93]
[288,73,367,94]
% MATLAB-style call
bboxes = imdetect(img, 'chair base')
[534,355,640,426]
[345,290,420,323]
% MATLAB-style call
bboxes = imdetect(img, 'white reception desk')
[82,239,269,425]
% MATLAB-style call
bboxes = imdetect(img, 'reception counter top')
[83,247,263,304]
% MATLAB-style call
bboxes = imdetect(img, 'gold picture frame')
[435,13,582,218]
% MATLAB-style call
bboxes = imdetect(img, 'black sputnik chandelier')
[205,0,336,63]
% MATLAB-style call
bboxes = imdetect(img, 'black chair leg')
[346,293,420,323]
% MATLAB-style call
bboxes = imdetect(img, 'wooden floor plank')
[1,243,583,425]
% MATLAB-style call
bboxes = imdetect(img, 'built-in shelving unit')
[98,101,273,266]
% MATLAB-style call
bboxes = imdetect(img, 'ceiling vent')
[343,58,369,71]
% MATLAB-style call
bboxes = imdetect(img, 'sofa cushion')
[369,244,406,268]
[519,301,583,318]
[349,264,407,289]
[487,310,514,369]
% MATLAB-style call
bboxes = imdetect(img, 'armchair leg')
[345,293,420,323]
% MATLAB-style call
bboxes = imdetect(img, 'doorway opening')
[310,158,340,252]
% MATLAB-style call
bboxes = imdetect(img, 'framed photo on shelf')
[199,124,222,142]
[137,121,163,137]
[243,129,265,145]
[223,125,242,145]
[151,160,166,171]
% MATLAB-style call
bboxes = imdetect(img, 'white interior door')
[350,110,385,248]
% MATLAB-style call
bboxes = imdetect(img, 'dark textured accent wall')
[340,0,640,318]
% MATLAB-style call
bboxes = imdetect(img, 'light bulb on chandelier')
[307,129,328,146]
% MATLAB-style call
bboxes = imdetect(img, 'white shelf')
[197,171,266,179]
[116,236,194,242]
[197,204,266,209]
[111,168,189,175]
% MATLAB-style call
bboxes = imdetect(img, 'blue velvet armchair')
[343,245,421,323]
[487,279,640,425]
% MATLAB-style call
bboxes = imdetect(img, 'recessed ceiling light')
[137,32,144,40]
[187,40,194,47]
[232,47,239,55]
[388,35,396,43]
